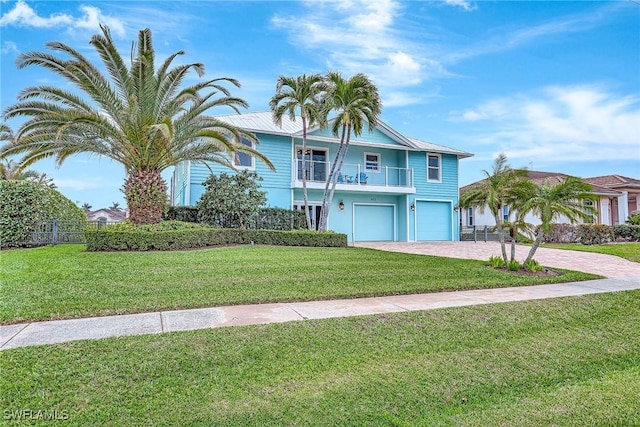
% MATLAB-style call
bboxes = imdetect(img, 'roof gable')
[584,174,640,188]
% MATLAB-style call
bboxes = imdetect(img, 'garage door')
[416,201,451,241]
[354,205,395,241]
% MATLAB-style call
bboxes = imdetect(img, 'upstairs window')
[427,154,441,182]
[364,153,381,172]
[234,138,254,169]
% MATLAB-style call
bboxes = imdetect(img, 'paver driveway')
[355,241,640,278]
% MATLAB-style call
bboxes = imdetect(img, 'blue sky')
[1,0,639,208]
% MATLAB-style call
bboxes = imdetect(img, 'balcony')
[293,161,415,194]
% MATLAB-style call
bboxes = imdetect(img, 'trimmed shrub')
[541,223,579,244]
[614,224,640,242]
[507,260,521,271]
[0,180,86,247]
[163,206,199,223]
[85,225,347,251]
[577,224,614,245]
[523,259,543,272]
[626,211,640,225]
[249,208,307,231]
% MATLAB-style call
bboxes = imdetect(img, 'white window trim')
[234,139,255,170]
[364,152,381,173]
[427,153,441,183]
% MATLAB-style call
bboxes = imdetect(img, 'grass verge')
[1,291,638,426]
[0,245,598,324]
[541,242,640,262]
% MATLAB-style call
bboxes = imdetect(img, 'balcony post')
[385,166,389,186]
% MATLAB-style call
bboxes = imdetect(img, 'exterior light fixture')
[410,202,415,211]
[338,201,345,211]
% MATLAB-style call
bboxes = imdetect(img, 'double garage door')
[416,201,452,241]
[353,204,395,241]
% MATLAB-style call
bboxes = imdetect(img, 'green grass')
[1,291,638,426]
[541,242,640,263]
[0,245,598,324]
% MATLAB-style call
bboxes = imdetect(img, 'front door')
[294,203,322,230]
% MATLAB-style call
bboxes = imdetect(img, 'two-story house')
[170,112,472,243]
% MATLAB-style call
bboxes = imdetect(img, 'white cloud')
[1,40,18,55]
[55,178,106,191]
[271,0,443,104]
[0,0,125,37]
[443,0,476,12]
[449,85,640,163]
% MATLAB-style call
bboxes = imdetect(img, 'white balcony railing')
[295,161,414,188]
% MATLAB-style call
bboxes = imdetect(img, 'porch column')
[618,191,629,224]
[600,198,610,225]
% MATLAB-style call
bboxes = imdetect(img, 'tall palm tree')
[269,74,328,229]
[109,202,122,211]
[458,154,530,263]
[1,26,272,224]
[318,72,382,231]
[518,176,596,264]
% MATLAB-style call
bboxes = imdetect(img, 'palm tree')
[109,202,122,211]
[269,74,328,229]
[1,26,272,224]
[81,203,93,211]
[318,72,382,231]
[458,154,530,263]
[0,159,38,181]
[518,176,596,264]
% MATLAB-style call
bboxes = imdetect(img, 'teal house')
[170,112,472,243]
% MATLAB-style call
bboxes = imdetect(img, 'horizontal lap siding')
[309,127,401,146]
[409,152,460,241]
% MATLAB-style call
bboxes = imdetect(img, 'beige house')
[86,208,127,223]
[583,175,640,225]
[460,171,628,228]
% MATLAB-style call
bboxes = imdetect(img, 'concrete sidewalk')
[2,276,639,350]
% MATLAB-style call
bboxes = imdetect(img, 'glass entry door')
[297,148,327,182]
[293,203,322,230]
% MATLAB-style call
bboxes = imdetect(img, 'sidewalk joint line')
[287,305,308,320]
[159,312,165,332]
[0,323,31,350]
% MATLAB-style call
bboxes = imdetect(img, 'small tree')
[196,170,266,228]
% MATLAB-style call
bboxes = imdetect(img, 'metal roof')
[408,137,473,158]
[215,111,302,135]
[215,111,473,157]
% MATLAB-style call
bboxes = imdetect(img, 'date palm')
[270,74,328,229]
[318,72,381,231]
[1,26,272,224]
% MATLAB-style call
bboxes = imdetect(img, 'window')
[234,138,254,169]
[468,208,473,226]
[364,153,381,173]
[296,147,327,181]
[583,200,596,221]
[503,205,509,222]
[427,154,441,182]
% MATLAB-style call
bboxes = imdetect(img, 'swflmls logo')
[3,409,69,420]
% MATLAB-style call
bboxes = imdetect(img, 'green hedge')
[85,227,347,251]
[0,180,87,247]
[542,223,640,244]
[614,224,640,242]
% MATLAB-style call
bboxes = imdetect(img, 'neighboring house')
[583,175,640,225]
[86,208,127,223]
[170,111,472,242]
[461,171,624,228]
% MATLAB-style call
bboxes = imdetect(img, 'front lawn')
[1,291,638,425]
[541,242,640,263]
[0,245,598,324]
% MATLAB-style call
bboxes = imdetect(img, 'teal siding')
[309,126,402,146]
[408,152,460,241]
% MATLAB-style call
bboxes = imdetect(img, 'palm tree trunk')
[123,170,167,225]
[325,124,352,228]
[525,233,542,264]
[319,124,347,231]
[494,211,508,263]
[510,239,516,262]
[301,117,312,230]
